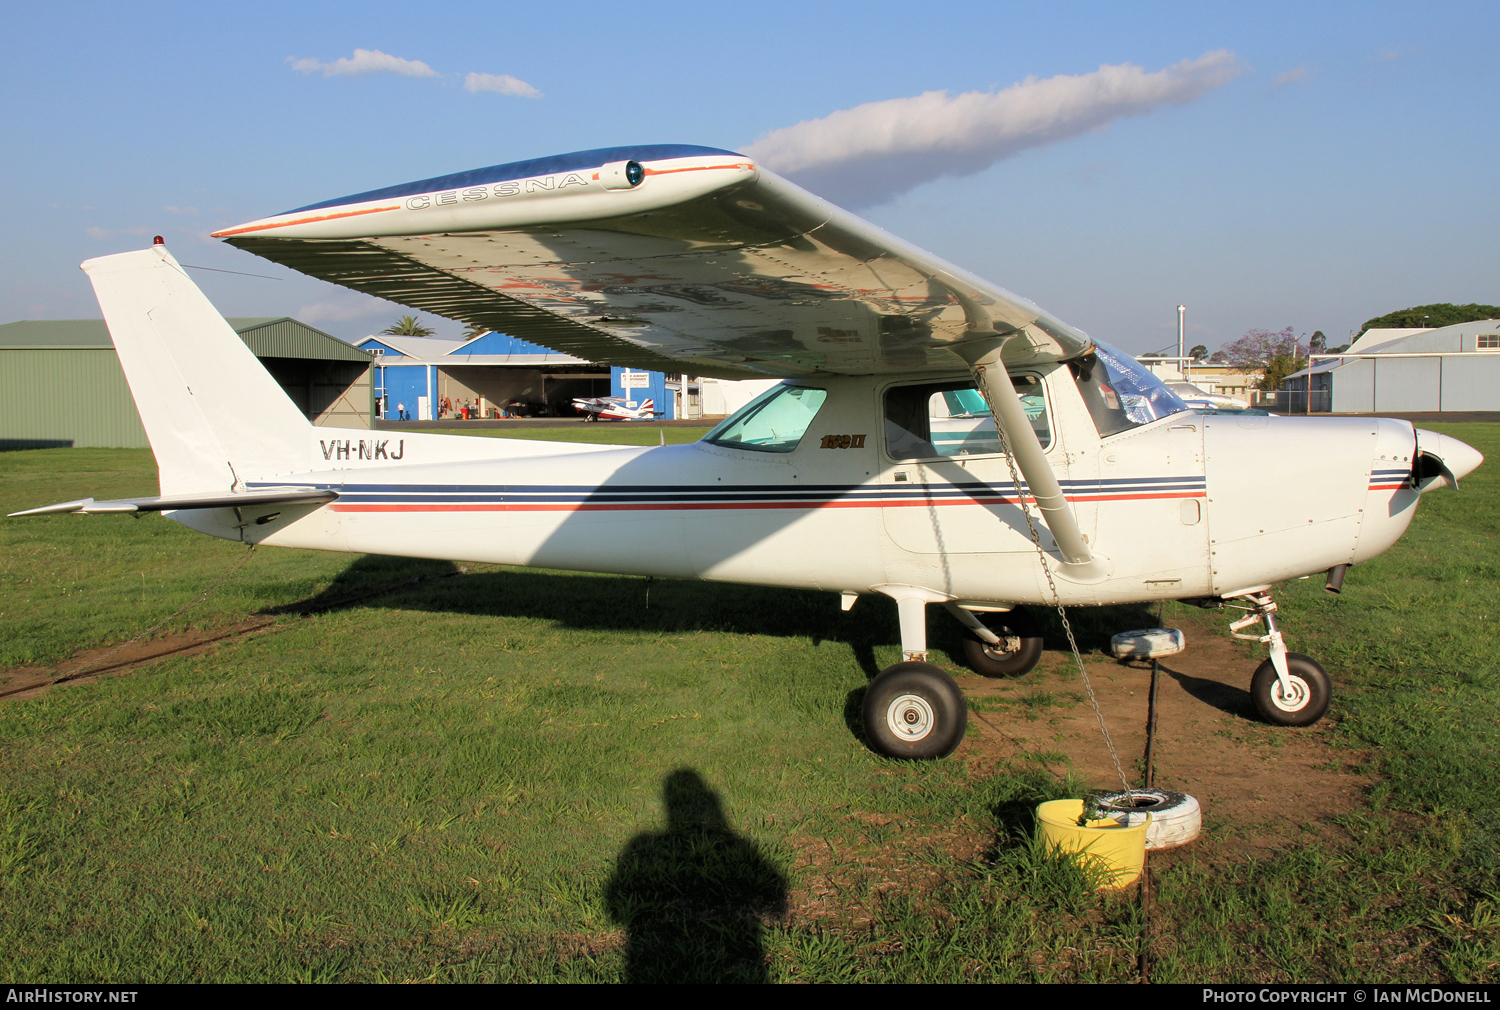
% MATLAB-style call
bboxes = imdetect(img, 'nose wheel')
[1228,591,1333,726]
[1250,653,1331,726]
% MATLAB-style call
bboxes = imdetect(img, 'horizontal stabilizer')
[9,487,337,517]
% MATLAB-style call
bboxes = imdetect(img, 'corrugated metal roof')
[0,317,373,362]
[1346,327,1432,354]
[356,334,467,358]
[359,332,587,365]
[460,331,561,356]
[230,318,373,361]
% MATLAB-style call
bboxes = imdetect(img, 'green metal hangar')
[0,317,374,449]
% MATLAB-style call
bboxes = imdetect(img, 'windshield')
[1068,341,1189,437]
[703,384,828,453]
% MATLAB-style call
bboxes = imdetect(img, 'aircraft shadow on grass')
[604,769,787,984]
[276,554,1162,682]
[1159,664,1257,720]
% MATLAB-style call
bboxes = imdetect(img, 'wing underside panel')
[225,158,1092,378]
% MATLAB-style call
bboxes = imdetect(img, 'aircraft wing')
[216,145,1093,379]
[9,487,337,517]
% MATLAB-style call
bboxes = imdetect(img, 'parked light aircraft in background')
[12,145,1484,758]
[572,396,660,422]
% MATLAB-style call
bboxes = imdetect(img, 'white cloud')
[744,50,1243,208]
[464,72,541,98]
[162,205,199,215]
[1272,66,1311,88]
[291,49,438,78]
[1374,47,1402,63]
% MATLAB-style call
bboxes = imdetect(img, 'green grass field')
[0,423,1496,983]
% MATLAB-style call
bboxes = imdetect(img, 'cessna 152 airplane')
[14,145,1483,759]
[572,396,661,421]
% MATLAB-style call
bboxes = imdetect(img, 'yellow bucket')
[1035,799,1150,890]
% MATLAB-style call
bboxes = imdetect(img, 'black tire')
[1250,653,1332,727]
[861,662,967,759]
[960,607,1044,678]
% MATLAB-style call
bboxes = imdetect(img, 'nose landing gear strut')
[1227,591,1332,726]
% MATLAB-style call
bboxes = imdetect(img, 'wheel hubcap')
[983,634,1021,659]
[886,694,935,741]
[1269,675,1310,712]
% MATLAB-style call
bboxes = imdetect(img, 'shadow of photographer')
[604,769,787,983]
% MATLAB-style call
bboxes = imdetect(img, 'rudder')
[82,245,310,494]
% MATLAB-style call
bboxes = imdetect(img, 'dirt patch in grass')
[0,618,282,700]
[956,608,1374,859]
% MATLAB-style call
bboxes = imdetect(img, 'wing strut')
[958,339,1112,584]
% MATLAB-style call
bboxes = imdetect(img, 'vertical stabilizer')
[81,245,310,494]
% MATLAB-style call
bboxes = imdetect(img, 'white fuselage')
[174,370,1423,611]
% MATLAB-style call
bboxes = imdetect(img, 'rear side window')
[704,384,828,453]
[884,376,1049,460]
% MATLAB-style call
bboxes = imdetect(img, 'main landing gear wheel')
[961,607,1044,678]
[862,662,967,759]
[1251,653,1332,727]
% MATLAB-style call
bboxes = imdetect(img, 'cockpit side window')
[1068,341,1189,438]
[884,376,1050,460]
[703,384,828,453]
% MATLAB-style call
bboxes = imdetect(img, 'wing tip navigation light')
[601,160,646,190]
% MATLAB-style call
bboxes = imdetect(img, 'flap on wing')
[218,146,1093,378]
[9,487,337,517]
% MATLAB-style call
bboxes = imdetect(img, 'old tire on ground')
[1092,789,1202,851]
[1251,653,1331,727]
[960,607,1044,678]
[862,662,967,760]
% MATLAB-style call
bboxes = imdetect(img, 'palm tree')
[380,314,435,337]
[462,321,492,341]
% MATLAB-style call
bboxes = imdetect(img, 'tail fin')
[82,245,310,494]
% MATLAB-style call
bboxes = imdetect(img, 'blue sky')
[3,1,1495,354]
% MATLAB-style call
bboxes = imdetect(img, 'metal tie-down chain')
[977,368,1135,800]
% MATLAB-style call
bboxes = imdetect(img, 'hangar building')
[1282,320,1500,413]
[358,332,709,420]
[0,317,374,449]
